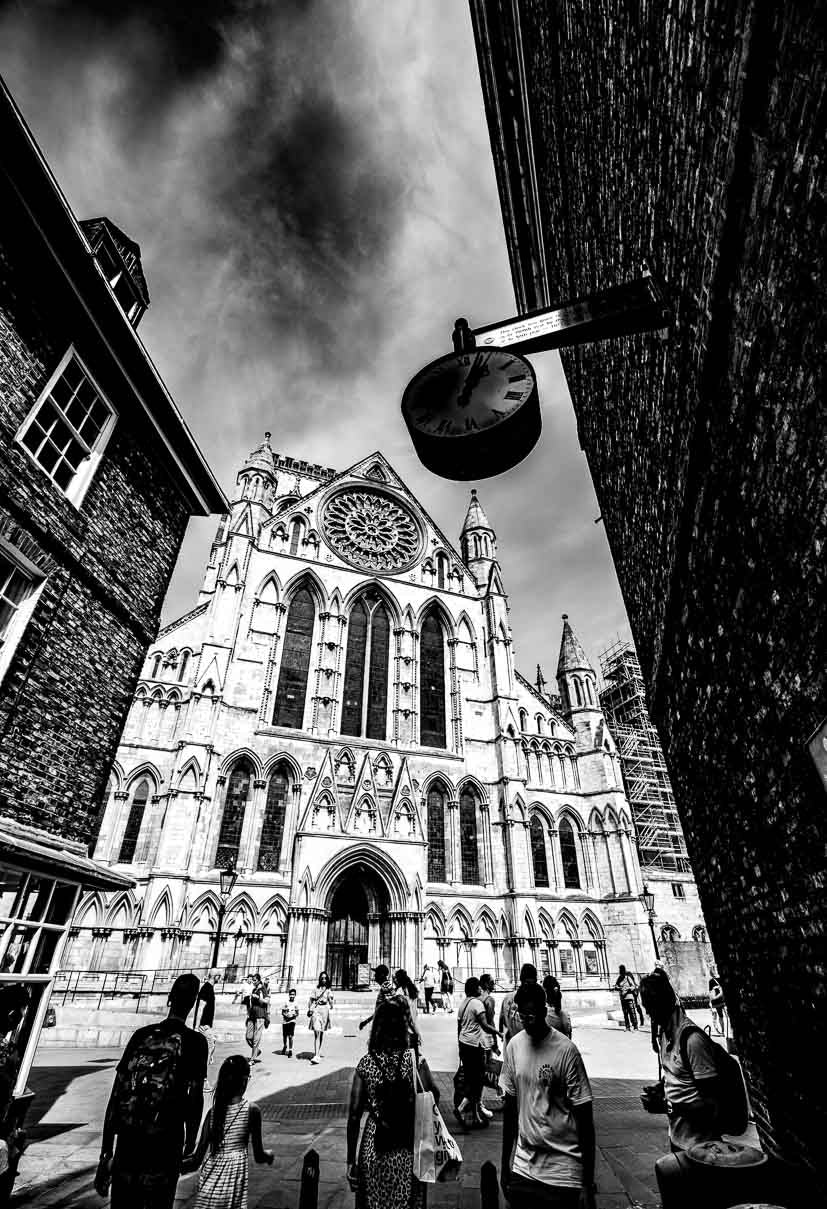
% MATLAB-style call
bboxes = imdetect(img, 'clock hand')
[457,352,490,407]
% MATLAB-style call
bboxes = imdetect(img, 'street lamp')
[210,863,238,970]
[640,884,660,961]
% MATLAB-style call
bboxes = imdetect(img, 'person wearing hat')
[358,964,398,1035]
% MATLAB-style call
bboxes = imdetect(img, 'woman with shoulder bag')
[454,977,501,1129]
[346,998,438,1209]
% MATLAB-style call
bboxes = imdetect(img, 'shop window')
[559,947,575,976]
[583,948,600,975]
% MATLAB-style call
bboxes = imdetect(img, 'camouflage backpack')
[113,1025,184,1135]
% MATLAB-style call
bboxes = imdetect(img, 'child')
[183,1054,273,1209]
[280,988,298,1056]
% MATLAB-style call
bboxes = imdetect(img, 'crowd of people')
[91,959,735,1208]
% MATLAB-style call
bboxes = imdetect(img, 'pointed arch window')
[559,818,581,889]
[215,759,252,869]
[289,518,303,555]
[118,779,150,863]
[151,653,162,679]
[178,650,190,682]
[273,587,314,728]
[529,816,549,887]
[436,554,446,590]
[427,783,447,881]
[459,789,481,884]
[341,595,390,739]
[420,611,446,748]
[258,764,289,871]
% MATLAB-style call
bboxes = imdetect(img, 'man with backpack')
[639,969,748,1152]
[95,973,208,1208]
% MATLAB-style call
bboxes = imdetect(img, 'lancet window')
[258,764,289,871]
[427,783,447,882]
[419,610,446,748]
[559,818,581,889]
[215,759,252,869]
[459,788,481,884]
[340,593,390,740]
[530,816,549,887]
[272,587,314,728]
[118,779,150,863]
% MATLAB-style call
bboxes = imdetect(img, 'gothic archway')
[324,864,390,989]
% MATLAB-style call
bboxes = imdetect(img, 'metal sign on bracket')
[401,268,672,481]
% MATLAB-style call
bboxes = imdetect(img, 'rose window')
[322,489,421,573]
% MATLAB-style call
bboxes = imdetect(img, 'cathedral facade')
[66,439,655,993]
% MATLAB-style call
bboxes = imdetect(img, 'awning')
[0,816,134,892]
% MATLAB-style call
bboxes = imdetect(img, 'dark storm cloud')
[1,0,404,374]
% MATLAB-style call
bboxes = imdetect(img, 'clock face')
[402,348,536,438]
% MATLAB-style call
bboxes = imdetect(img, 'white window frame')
[0,539,47,689]
[15,346,118,508]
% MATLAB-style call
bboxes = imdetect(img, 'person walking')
[393,969,423,1050]
[195,980,218,1089]
[500,981,596,1209]
[614,965,639,1031]
[279,988,298,1056]
[543,976,573,1038]
[245,975,269,1064]
[455,976,501,1127]
[708,972,727,1036]
[346,998,439,1209]
[639,969,725,1152]
[182,1054,273,1208]
[94,973,208,1209]
[358,964,397,1034]
[308,971,334,1064]
[438,960,455,1013]
[420,964,436,1014]
[499,963,538,1047]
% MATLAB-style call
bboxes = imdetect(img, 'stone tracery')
[323,488,420,573]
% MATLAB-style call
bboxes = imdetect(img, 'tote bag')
[412,1058,462,1183]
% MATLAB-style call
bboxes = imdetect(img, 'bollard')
[480,1159,499,1209]
[298,1147,319,1209]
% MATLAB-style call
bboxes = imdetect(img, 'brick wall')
[0,185,192,846]
[472,0,826,1185]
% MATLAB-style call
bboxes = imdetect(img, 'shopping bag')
[483,1052,503,1091]
[432,1106,462,1182]
[173,1170,199,1209]
[413,1087,437,1181]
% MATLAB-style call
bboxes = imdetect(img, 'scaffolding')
[599,639,691,874]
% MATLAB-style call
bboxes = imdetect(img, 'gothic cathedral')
[67,438,654,995]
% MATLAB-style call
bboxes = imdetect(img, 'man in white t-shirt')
[500,982,596,1208]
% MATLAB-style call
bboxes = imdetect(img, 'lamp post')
[640,884,660,961]
[210,863,238,971]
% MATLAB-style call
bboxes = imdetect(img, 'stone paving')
[10,1009,727,1208]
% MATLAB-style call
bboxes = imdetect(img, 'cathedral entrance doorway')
[325,866,390,990]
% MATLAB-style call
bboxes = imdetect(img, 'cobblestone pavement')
[11,1010,726,1208]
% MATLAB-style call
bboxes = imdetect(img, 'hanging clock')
[401,347,540,480]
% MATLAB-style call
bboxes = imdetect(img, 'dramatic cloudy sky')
[0,0,631,681]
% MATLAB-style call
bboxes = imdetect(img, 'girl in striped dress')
[183,1055,273,1209]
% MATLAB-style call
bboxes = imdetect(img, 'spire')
[535,664,547,695]
[557,613,593,677]
[461,487,491,535]
[240,431,276,477]
[460,487,499,587]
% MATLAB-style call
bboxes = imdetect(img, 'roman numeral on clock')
[505,390,523,400]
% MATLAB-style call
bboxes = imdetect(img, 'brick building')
[469,0,826,1190]
[63,437,674,1003]
[0,75,225,1160]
